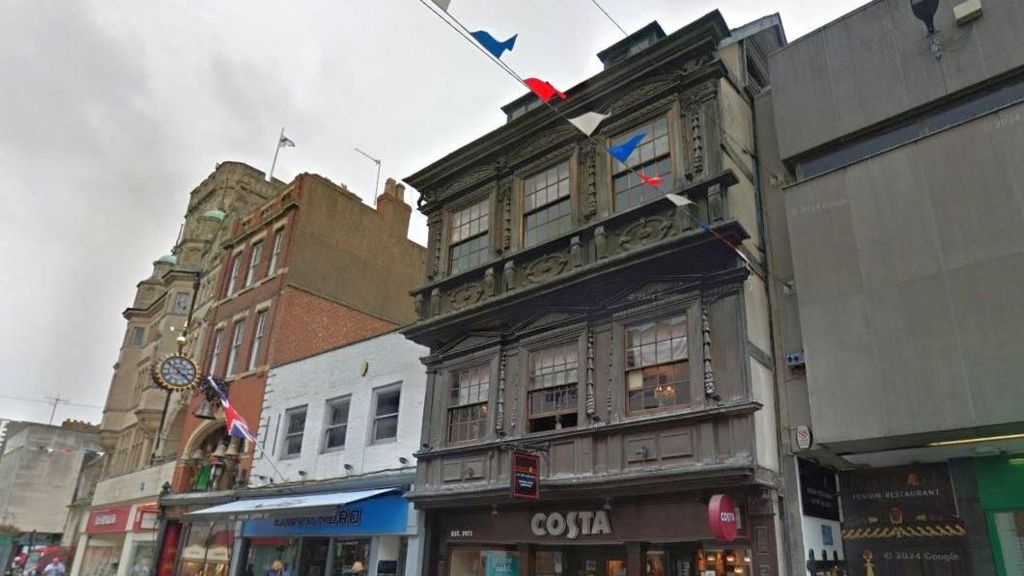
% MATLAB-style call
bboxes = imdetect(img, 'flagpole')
[267,127,284,182]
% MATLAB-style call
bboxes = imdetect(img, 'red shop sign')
[511,451,540,500]
[87,506,131,534]
[707,494,738,542]
[134,504,160,531]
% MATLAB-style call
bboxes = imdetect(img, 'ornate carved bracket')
[495,349,506,435]
[585,329,597,419]
[581,141,598,220]
[702,302,720,402]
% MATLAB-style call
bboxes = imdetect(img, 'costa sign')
[707,494,738,542]
[530,510,612,540]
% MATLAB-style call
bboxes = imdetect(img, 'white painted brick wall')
[251,331,427,483]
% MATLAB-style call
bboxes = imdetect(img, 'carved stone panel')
[616,215,674,252]
[447,282,484,311]
[526,253,569,284]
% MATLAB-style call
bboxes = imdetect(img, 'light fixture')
[298,470,309,479]
[350,561,365,573]
[225,438,241,457]
[603,498,612,511]
[212,442,227,458]
[399,457,410,465]
[344,464,354,472]
[491,505,499,516]
[928,432,1024,447]
[190,449,205,462]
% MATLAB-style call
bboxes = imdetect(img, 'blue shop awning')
[185,487,400,520]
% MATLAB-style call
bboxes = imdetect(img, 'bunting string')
[589,0,629,36]
[417,0,766,281]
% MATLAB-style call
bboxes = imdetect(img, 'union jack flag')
[206,377,256,443]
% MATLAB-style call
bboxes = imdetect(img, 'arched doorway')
[178,423,247,493]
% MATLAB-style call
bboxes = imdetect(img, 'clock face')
[153,354,199,391]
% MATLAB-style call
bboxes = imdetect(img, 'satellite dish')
[910,0,940,34]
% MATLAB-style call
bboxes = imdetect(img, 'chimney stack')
[376,177,412,237]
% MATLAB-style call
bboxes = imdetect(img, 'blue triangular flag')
[607,133,645,164]
[471,30,518,59]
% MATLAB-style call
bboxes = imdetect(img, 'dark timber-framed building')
[403,12,787,576]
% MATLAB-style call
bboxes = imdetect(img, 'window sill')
[369,437,399,447]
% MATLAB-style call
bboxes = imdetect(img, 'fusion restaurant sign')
[840,463,969,575]
[530,510,612,540]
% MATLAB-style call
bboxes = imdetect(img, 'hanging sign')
[511,451,540,500]
[707,494,738,542]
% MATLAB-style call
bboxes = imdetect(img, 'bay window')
[625,314,689,413]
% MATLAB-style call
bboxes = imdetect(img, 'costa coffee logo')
[707,494,738,542]
[530,510,612,540]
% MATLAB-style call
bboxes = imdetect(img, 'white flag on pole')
[279,134,296,148]
[568,111,610,137]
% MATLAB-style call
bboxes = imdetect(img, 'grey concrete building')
[759,0,1024,573]
[0,420,101,536]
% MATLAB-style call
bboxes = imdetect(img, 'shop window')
[534,551,565,576]
[447,365,490,444]
[371,385,401,443]
[528,342,579,433]
[994,511,1024,572]
[448,199,490,274]
[449,548,519,576]
[625,314,689,413]
[523,160,572,247]
[178,522,233,576]
[281,406,307,459]
[322,396,351,452]
[245,537,299,576]
[611,116,674,212]
[129,543,156,576]
[330,540,370,576]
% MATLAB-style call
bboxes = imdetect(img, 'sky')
[0,0,869,425]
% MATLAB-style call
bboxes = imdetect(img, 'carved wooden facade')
[403,11,785,576]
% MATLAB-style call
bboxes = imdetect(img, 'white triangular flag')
[568,111,610,137]
[432,0,451,12]
[279,135,296,148]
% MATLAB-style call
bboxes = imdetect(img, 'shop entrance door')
[297,539,330,576]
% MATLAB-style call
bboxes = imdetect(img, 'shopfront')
[428,493,752,576]
[184,488,418,576]
[974,455,1024,575]
[72,503,160,576]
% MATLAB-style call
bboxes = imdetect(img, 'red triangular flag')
[639,174,663,188]
[524,78,567,103]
